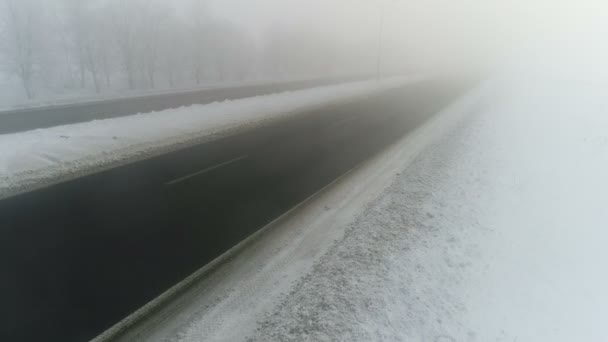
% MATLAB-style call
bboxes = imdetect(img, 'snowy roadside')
[122,76,608,342]
[103,81,479,342]
[0,76,422,200]
[243,79,608,342]
[0,74,363,112]
[248,102,487,342]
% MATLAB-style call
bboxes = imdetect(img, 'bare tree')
[97,14,115,89]
[188,1,212,85]
[138,4,168,89]
[3,0,39,99]
[61,0,89,89]
[110,0,140,89]
[0,0,375,106]
[159,22,183,87]
[51,6,76,88]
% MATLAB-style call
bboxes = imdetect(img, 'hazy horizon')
[2,0,607,105]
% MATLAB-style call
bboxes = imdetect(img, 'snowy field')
[0,77,421,200]
[107,75,608,342]
[246,78,608,341]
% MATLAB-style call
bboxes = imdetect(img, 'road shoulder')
[101,86,480,342]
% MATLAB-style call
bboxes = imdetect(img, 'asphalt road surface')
[0,80,458,342]
[0,75,367,134]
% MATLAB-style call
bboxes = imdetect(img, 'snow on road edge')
[110,85,482,342]
[249,102,483,342]
[0,77,422,200]
[243,79,608,342]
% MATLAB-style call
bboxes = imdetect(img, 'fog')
[1,0,607,105]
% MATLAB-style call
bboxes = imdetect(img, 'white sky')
[206,0,379,52]
[207,0,608,73]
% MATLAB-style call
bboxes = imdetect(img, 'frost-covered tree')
[0,0,377,105]
[2,0,44,99]
[138,2,169,89]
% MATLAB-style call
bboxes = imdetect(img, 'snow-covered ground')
[106,75,608,342]
[0,76,421,200]
[247,79,608,342]
[0,75,353,112]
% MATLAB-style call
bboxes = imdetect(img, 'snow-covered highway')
[0,78,456,342]
[102,76,608,342]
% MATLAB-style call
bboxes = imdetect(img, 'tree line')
[0,0,371,102]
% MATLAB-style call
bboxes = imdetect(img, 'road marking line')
[165,155,248,186]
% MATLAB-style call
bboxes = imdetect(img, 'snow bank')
[100,82,482,342]
[92,75,608,342]
[246,78,608,341]
[0,77,421,199]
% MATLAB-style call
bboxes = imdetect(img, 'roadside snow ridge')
[0,77,421,199]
